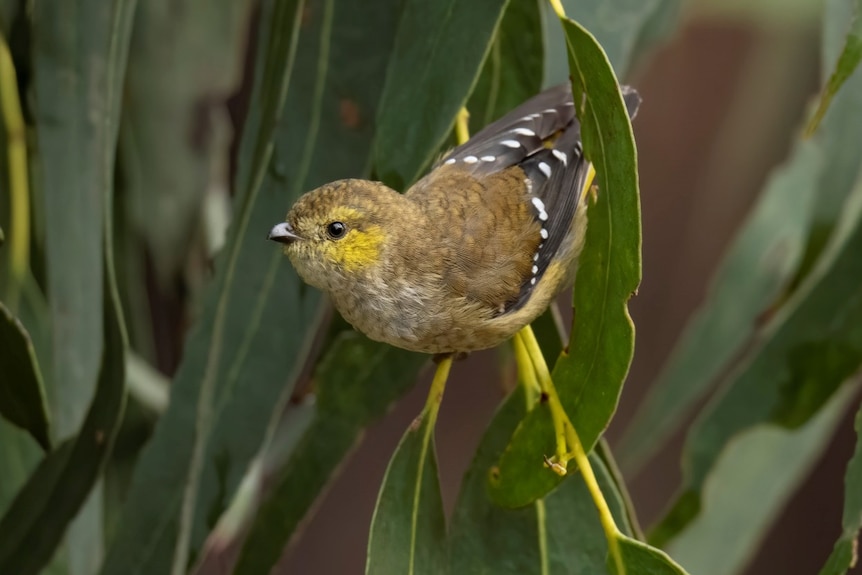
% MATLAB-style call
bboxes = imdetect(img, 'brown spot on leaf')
[339,98,361,130]
[95,430,105,445]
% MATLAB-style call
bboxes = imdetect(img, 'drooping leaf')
[663,386,855,575]
[32,2,136,571]
[0,300,50,450]
[489,15,641,507]
[120,0,252,283]
[653,173,862,544]
[366,392,447,575]
[818,398,862,575]
[618,139,823,471]
[234,332,426,574]
[796,0,862,284]
[806,0,862,135]
[450,388,637,574]
[0,268,128,575]
[614,536,689,575]
[373,0,509,189]
[467,0,544,134]
[102,1,409,570]
[543,0,678,87]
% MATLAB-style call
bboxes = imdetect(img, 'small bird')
[269,84,640,355]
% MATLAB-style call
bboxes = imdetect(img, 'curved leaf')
[818,398,862,575]
[664,386,856,575]
[489,16,641,507]
[0,300,50,450]
[0,269,127,575]
[653,170,862,544]
[373,0,509,189]
[806,0,862,135]
[366,394,447,575]
[102,0,409,571]
[233,333,425,574]
[618,139,822,471]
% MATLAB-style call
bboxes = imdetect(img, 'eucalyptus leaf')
[0,300,50,450]
[102,0,411,570]
[234,333,426,574]
[653,171,862,545]
[374,0,509,189]
[619,139,822,471]
[467,0,544,134]
[0,268,127,575]
[806,0,862,135]
[818,398,862,575]
[665,386,856,575]
[489,15,641,507]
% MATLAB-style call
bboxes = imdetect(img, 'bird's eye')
[326,221,347,239]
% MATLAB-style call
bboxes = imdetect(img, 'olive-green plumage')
[270,84,641,354]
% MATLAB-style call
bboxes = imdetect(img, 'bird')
[269,83,641,356]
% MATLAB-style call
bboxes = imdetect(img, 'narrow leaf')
[654,172,862,543]
[490,16,641,507]
[0,270,127,575]
[664,386,855,575]
[108,0,411,570]
[615,536,689,575]
[467,0,544,133]
[234,333,426,574]
[618,139,822,471]
[374,0,509,189]
[0,300,50,450]
[818,398,862,575]
[806,0,862,135]
[366,400,447,575]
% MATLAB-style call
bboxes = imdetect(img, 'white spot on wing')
[512,127,536,137]
[532,265,538,274]
[463,155,478,164]
[552,149,568,165]
[538,162,552,178]
[501,140,521,149]
[444,158,456,165]
[531,277,537,285]
[481,155,496,162]
[532,197,548,221]
[533,252,539,261]
[540,228,549,240]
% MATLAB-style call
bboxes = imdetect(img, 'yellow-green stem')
[518,325,625,574]
[455,107,471,145]
[513,334,541,407]
[0,35,30,311]
[424,355,452,422]
[548,0,566,19]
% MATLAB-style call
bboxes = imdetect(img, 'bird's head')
[269,179,407,292]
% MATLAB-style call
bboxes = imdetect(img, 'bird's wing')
[410,84,641,313]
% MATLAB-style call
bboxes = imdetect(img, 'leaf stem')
[518,325,626,574]
[0,34,30,312]
[513,334,541,406]
[548,0,566,19]
[455,107,471,145]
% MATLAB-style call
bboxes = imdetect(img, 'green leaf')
[615,536,689,575]
[797,0,862,284]
[818,398,862,575]
[366,396,447,575]
[489,16,641,507]
[662,386,855,575]
[467,0,544,134]
[234,332,426,574]
[32,2,136,571]
[373,0,509,189]
[806,0,862,135]
[120,0,252,283]
[0,300,50,450]
[451,388,637,574]
[0,268,128,575]
[654,172,862,544]
[103,1,412,568]
[618,139,822,471]
[544,0,676,86]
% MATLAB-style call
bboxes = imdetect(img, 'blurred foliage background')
[1,0,862,573]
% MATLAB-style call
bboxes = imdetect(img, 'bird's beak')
[268,221,303,245]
